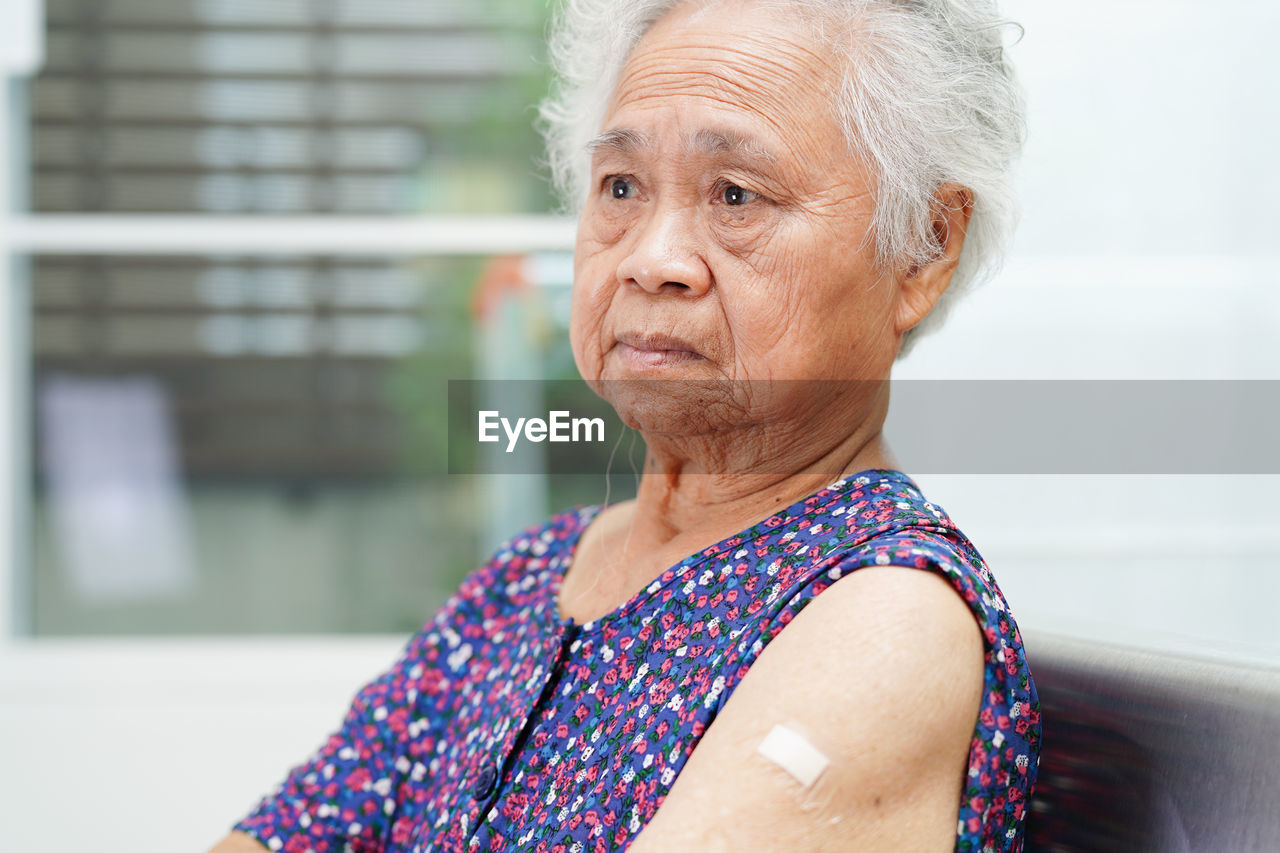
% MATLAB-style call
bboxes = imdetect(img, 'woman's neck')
[625,423,898,553]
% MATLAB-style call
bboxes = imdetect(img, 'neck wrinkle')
[626,401,896,553]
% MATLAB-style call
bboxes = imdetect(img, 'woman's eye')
[721,183,758,206]
[609,178,634,200]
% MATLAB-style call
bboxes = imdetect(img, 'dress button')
[471,762,499,799]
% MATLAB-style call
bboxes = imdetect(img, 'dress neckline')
[546,467,916,634]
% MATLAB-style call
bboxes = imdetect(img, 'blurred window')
[20,0,604,636]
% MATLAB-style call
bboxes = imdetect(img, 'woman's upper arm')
[629,566,984,852]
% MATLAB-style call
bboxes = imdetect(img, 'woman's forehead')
[604,7,842,158]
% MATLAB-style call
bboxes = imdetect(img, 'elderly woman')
[213,0,1038,850]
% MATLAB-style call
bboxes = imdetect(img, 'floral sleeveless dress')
[234,469,1040,852]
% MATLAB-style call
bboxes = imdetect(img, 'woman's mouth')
[614,332,704,369]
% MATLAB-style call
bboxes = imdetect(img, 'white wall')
[0,638,402,850]
[892,0,1280,669]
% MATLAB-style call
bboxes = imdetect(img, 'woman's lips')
[614,332,704,369]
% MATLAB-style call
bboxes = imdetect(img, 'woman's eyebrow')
[586,128,651,158]
[688,128,779,165]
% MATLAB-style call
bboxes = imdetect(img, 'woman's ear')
[894,184,974,335]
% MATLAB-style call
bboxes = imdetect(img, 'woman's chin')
[595,377,749,439]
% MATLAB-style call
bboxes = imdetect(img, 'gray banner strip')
[445,380,1280,475]
[884,380,1277,474]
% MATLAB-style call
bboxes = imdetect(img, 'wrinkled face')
[570,0,900,434]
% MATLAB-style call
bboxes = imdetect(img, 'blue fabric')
[235,469,1040,852]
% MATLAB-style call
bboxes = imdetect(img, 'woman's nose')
[614,207,712,296]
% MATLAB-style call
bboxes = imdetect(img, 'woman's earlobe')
[893,269,947,335]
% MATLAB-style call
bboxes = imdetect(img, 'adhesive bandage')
[756,723,830,789]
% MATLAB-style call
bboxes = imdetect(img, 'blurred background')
[0,0,1277,850]
[17,0,588,637]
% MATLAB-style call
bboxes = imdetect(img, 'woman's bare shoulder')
[630,566,984,851]
[722,564,985,747]
[206,831,267,852]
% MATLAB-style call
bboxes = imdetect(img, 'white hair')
[538,0,1026,357]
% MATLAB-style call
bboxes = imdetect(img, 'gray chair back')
[1024,632,1280,852]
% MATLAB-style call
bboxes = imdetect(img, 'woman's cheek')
[569,271,612,379]
[721,250,821,379]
